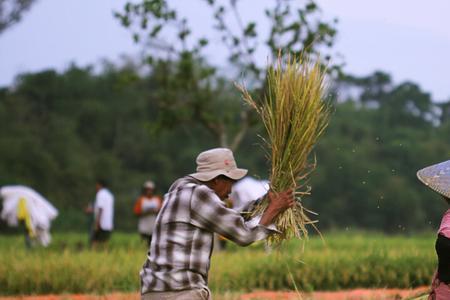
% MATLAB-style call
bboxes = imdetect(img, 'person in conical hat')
[417,160,450,300]
[139,148,295,300]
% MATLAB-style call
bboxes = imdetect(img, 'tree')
[1,65,449,232]
[439,100,450,124]
[336,71,437,129]
[0,0,37,34]
[115,0,338,150]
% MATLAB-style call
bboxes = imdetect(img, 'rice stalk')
[237,52,330,245]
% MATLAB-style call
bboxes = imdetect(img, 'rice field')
[0,231,437,296]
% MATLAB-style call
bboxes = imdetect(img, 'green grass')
[0,231,437,295]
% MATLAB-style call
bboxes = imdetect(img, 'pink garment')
[438,209,450,239]
[429,272,450,300]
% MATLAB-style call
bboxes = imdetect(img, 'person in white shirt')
[90,179,114,247]
[230,177,269,213]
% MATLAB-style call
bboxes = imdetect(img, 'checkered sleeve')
[191,186,275,246]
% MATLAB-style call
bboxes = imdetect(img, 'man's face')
[144,188,154,197]
[211,176,236,200]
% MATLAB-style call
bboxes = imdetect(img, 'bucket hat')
[417,160,450,198]
[143,180,155,189]
[190,148,248,181]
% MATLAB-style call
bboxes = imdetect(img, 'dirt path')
[0,287,429,300]
[242,287,429,299]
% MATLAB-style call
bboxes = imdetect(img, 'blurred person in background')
[215,177,269,250]
[90,179,114,248]
[230,176,269,214]
[0,185,58,248]
[139,148,294,300]
[230,176,272,252]
[417,160,450,300]
[133,180,162,246]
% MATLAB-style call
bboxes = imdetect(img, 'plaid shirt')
[140,176,274,294]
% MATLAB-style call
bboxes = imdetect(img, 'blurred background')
[2,1,450,298]
[1,0,449,234]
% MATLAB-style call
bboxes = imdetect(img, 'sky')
[1,0,450,101]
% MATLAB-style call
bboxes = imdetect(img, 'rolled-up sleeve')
[190,186,276,246]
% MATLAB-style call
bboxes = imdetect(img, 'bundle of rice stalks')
[237,53,330,245]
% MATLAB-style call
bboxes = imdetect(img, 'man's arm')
[191,186,294,246]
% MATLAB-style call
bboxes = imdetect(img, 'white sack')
[0,185,58,231]
[230,177,269,212]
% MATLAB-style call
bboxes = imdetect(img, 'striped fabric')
[140,176,274,294]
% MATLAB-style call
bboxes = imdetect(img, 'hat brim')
[190,168,248,182]
[417,160,450,198]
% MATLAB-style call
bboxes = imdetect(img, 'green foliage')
[0,0,37,34]
[309,71,450,232]
[0,65,216,231]
[0,232,436,295]
[114,0,339,149]
[115,0,338,76]
[211,232,436,291]
[0,65,449,233]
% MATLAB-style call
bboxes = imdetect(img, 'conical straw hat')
[417,160,450,198]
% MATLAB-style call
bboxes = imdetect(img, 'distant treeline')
[0,64,449,232]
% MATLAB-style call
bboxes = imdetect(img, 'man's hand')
[259,189,295,226]
[84,203,93,214]
[268,189,295,214]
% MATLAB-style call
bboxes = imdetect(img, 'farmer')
[139,148,294,300]
[90,179,114,248]
[417,160,450,299]
[133,180,162,246]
